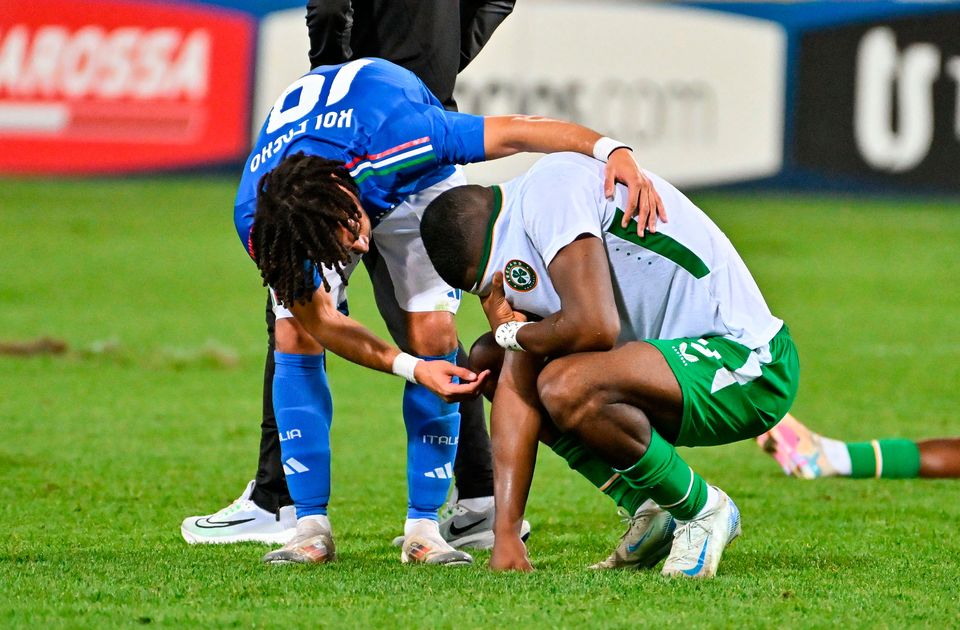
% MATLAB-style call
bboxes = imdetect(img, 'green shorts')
[647,324,799,447]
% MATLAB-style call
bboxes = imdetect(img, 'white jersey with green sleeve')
[474,153,783,350]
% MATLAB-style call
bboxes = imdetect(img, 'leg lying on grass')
[758,413,960,479]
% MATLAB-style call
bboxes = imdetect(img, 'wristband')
[391,352,421,384]
[592,136,632,162]
[494,321,531,352]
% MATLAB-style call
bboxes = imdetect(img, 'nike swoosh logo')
[193,517,256,529]
[681,536,710,576]
[626,528,654,554]
[448,519,486,536]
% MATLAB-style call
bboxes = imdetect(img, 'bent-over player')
[180,0,518,551]
[420,152,799,578]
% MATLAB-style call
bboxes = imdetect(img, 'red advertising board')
[0,0,255,174]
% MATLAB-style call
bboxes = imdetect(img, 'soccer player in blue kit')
[182,1,518,550]
[234,57,664,565]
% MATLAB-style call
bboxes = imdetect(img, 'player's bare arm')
[488,349,542,573]
[482,115,666,234]
[481,237,621,357]
[290,291,488,403]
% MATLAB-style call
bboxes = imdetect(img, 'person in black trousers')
[181,0,518,549]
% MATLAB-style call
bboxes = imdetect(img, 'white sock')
[682,485,721,522]
[458,496,494,512]
[404,518,438,538]
[299,514,331,532]
[819,436,852,476]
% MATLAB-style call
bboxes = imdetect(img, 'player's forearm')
[491,393,540,538]
[291,301,398,374]
[515,313,618,357]
[490,356,542,537]
[292,293,486,403]
[483,116,601,160]
[513,237,620,356]
[319,315,400,372]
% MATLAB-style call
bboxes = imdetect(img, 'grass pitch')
[2,177,959,628]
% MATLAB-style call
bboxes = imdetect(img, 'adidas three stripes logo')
[423,462,454,479]
[282,457,310,476]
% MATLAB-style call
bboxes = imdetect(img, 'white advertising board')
[254,8,310,138]
[456,0,786,186]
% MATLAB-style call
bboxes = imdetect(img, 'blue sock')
[273,351,333,519]
[404,351,461,520]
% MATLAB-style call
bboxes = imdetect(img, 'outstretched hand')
[414,360,490,403]
[480,272,527,332]
[604,148,666,236]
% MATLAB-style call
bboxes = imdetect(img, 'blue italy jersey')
[234,58,486,257]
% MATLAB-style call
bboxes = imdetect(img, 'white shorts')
[271,168,466,320]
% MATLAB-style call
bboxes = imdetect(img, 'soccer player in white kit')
[418,152,800,578]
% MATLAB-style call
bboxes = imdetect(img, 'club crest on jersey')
[504,260,537,292]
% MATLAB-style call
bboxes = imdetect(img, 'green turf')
[2,178,959,628]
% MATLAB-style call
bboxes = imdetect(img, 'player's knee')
[468,333,503,373]
[469,333,504,401]
[538,358,599,432]
[406,312,457,356]
[274,318,324,354]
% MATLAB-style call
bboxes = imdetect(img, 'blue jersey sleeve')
[387,100,486,167]
[330,98,486,214]
[430,108,486,166]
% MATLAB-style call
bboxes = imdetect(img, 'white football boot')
[180,480,296,545]
[590,500,676,570]
[661,487,741,579]
[400,519,474,566]
[262,517,335,564]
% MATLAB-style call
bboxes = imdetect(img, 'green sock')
[549,433,648,514]
[616,428,707,521]
[847,439,921,479]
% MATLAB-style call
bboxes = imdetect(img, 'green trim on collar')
[473,185,504,290]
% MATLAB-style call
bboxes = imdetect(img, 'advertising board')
[0,0,255,174]
[3,0,955,189]
[794,12,960,189]
[454,1,786,187]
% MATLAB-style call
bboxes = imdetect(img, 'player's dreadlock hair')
[251,152,361,306]
[420,184,490,291]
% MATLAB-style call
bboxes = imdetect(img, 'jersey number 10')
[266,59,373,134]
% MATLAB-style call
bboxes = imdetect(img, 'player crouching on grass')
[420,152,800,578]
